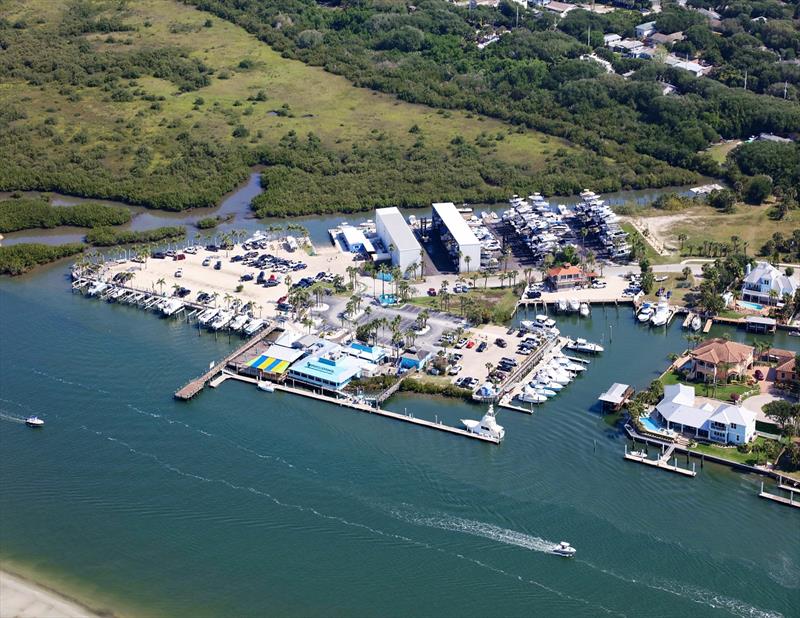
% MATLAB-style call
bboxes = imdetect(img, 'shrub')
[0,242,84,275]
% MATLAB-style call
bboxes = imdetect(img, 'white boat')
[566,338,604,354]
[197,309,218,326]
[257,381,275,393]
[229,314,249,331]
[210,311,233,330]
[650,300,670,327]
[553,357,585,372]
[244,318,266,335]
[551,541,576,558]
[579,303,590,317]
[557,299,568,312]
[519,388,547,404]
[86,281,108,297]
[472,382,497,402]
[637,304,654,323]
[534,314,556,329]
[25,416,44,428]
[533,375,564,391]
[161,298,184,316]
[530,384,557,397]
[690,315,702,331]
[461,404,505,441]
[568,299,580,313]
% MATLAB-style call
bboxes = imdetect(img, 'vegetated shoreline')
[0,567,113,618]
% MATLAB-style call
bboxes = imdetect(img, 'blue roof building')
[346,342,387,364]
[287,351,365,391]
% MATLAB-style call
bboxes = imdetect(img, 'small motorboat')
[461,404,505,441]
[551,541,576,558]
[518,388,547,404]
[567,299,580,313]
[257,381,275,393]
[557,299,568,312]
[690,315,702,331]
[579,303,590,317]
[25,416,44,428]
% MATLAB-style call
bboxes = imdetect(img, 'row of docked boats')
[79,279,268,336]
[635,299,676,328]
[554,298,591,317]
[517,352,589,404]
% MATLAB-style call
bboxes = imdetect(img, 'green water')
[1,266,798,617]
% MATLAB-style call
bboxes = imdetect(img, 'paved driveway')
[742,393,781,423]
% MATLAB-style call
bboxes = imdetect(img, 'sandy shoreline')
[0,569,108,618]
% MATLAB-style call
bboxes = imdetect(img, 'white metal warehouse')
[375,207,422,273]
[431,202,481,273]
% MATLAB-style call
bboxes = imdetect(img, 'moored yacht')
[690,315,702,331]
[518,388,547,404]
[567,299,580,313]
[461,404,505,441]
[650,300,670,327]
[566,338,604,354]
[579,302,590,317]
[636,302,654,323]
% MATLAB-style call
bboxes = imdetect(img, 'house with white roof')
[741,261,797,306]
[653,384,756,444]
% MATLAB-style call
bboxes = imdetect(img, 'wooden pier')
[222,373,501,444]
[702,318,713,333]
[624,444,697,477]
[759,482,800,509]
[174,323,276,400]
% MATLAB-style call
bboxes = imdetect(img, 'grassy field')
[1,0,577,176]
[703,140,741,164]
[407,287,519,322]
[623,205,794,261]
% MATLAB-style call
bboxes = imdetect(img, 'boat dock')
[175,324,276,400]
[497,335,565,414]
[702,318,713,333]
[220,372,501,444]
[623,443,697,477]
[759,482,800,509]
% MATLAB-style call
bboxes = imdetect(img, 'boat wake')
[125,404,314,473]
[30,368,110,394]
[79,426,622,616]
[392,509,557,554]
[582,562,783,618]
[0,412,26,424]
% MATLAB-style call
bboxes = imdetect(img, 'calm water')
[1,264,798,618]
[1,176,717,247]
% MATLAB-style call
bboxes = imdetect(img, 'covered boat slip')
[246,355,290,374]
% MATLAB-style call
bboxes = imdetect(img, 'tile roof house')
[689,338,754,382]
[547,264,587,290]
[770,348,797,383]
[654,384,756,444]
[741,261,798,306]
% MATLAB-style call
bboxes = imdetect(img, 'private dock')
[702,318,713,333]
[759,482,800,509]
[174,323,276,400]
[624,444,697,477]
[220,372,501,444]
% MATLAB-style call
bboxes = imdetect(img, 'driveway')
[742,392,782,423]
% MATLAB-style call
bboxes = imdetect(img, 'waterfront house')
[689,338,754,383]
[547,264,587,290]
[741,261,797,306]
[653,384,756,444]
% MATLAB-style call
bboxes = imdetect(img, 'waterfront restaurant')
[653,384,756,444]
[287,350,368,392]
[546,264,589,290]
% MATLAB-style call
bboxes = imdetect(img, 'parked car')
[427,288,437,296]
[174,269,183,278]
[495,338,507,348]
[476,341,487,353]
[173,253,186,261]
[202,258,211,267]
[466,340,476,349]
[240,274,254,282]
[447,364,463,376]
[754,369,764,381]
[455,338,468,349]
[214,261,222,270]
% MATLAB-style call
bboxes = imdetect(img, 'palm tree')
[419,249,426,279]
[419,309,430,329]
[502,246,511,272]
[464,254,472,273]
[485,362,494,378]
[499,273,506,289]
[481,270,489,289]
[172,283,181,297]
[223,293,233,309]
[523,267,533,286]
[211,291,219,307]
[284,274,292,290]
[156,277,166,295]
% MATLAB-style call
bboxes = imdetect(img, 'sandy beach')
[0,570,103,618]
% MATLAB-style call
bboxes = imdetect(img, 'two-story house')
[546,264,587,290]
[653,384,756,444]
[741,262,797,307]
[689,338,754,383]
